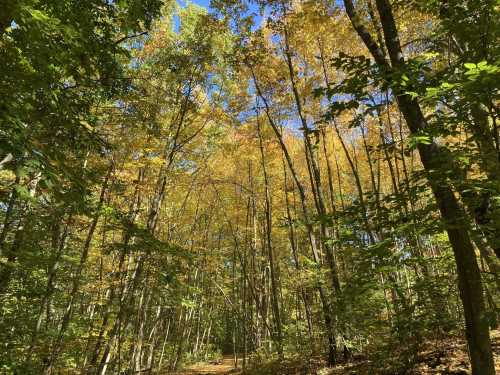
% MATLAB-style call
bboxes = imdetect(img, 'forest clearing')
[0,0,498,374]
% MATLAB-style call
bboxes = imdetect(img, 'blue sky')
[190,0,211,7]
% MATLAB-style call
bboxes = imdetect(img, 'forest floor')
[327,329,500,374]
[171,356,241,375]
[170,330,499,375]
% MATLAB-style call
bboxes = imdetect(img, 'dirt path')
[173,356,241,375]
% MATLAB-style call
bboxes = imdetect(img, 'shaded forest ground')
[171,330,499,375]
[171,356,240,374]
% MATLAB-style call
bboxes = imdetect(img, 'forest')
[0,0,498,374]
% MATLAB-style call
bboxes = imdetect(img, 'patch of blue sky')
[186,0,211,8]
[188,0,263,29]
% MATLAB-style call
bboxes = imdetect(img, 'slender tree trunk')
[256,114,283,356]
[282,156,314,341]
